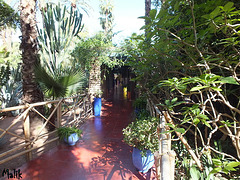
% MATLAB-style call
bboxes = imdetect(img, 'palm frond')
[35,64,66,99]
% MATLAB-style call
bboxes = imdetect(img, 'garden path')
[7,86,155,180]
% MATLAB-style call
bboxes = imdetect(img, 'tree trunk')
[20,0,44,106]
[145,0,151,25]
[88,59,101,103]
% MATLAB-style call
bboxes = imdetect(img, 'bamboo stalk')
[0,105,26,112]
[32,107,56,128]
[0,105,32,139]
[0,100,60,113]
[23,112,32,161]
[0,94,86,114]
[35,129,57,139]
[31,100,62,144]
[56,101,62,128]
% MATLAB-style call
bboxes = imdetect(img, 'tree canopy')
[0,0,19,28]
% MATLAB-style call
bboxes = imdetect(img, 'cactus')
[37,3,83,77]
[36,3,86,99]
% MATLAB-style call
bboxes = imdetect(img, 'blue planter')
[132,147,154,173]
[94,97,102,116]
[64,133,79,146]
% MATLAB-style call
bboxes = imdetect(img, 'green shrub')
[123,116,159,155]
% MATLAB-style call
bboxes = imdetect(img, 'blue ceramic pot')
[64,133,79,146]
[94,97,102,116]
[132,147,154,173]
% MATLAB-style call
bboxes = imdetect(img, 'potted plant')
[93,90,103,116]
[57,126,82,146]
[122,116,159,173]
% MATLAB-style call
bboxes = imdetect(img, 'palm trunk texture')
[20,0,44,105]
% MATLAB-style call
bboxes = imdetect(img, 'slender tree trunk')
[20,0,44,105]
[145,0,151,25]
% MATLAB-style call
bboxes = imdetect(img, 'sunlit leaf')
[211,87,222,91]
[175,128,185,134]
[190,86,209,91]
[212,159,222,166]
[193,118,200,125]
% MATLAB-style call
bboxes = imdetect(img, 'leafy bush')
[122,116,159,155]
[125,0,240,178]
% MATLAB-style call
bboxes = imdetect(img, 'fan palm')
[35,64,86,99]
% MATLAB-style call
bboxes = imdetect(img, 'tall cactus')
[36,3,85,99]
[37,3,83,77]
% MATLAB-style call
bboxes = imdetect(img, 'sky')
[83,0,145,44]
[1,0,145,45]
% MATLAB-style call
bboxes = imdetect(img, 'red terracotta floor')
[8,87,155,180]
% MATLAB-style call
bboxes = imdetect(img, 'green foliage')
[99,0,114,40]
[0,62,10,86]
[57,126,82,141]
[35,64,86,99]
[0,45,21,67]
[125,0,240,178]
[173,140,240,180]
[122,116,159,155]
[71,32,121,70]
[94,89,103,98]
[159,97,184,111]
[0,0,19,28]
[0,64,22,110]
[133,96,147,110]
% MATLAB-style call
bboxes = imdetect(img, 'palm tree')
[19,0,44,106]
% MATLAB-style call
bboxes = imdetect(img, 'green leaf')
[166,123,175,129]
[224,166,237,171]
[190,86,209,91]
[198,114,209,120]
[175,128,185,134]
[160,130,174,134]
[149,9,157,20]
[212,158,222,166]
[226,162,240,168]
[202,120,212,129]
[193,118,200,125]
[223,2,234,12]
[208,167,222,175]
[211,87,222,91]
[172,97,178,104]
[190,166,201,180]
[220,77,239,85]
[210,6,221,19]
